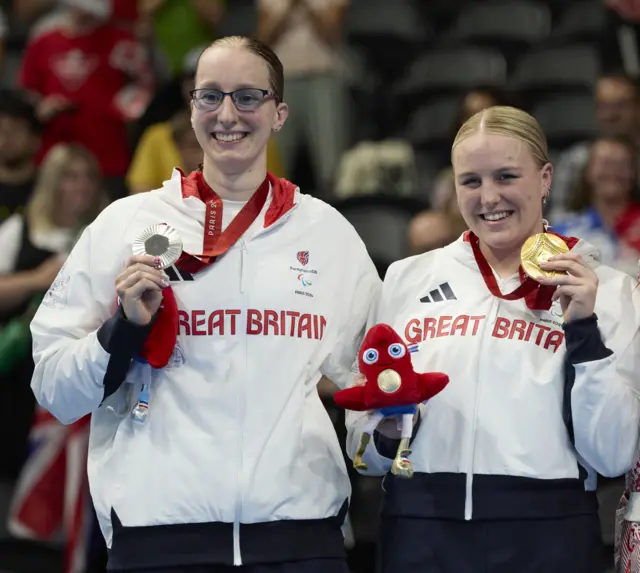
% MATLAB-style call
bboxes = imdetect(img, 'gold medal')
[520,233,569,280]
[132,224,183,269]
[377,369,401,393]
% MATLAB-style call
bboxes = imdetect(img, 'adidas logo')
[165,265,194,282]
[420,282,456,303]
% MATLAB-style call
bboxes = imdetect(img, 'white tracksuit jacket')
[29,170,381,569]
[346,233,640,522]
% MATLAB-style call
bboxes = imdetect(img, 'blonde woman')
[346,106,640,572]
[0,142,107,482]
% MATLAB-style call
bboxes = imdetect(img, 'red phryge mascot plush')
[334,323,449,478]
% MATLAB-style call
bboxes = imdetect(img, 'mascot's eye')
[363,348,379,364]
[388,343,406,358]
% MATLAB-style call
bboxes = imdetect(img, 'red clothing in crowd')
[112,0,139,23]
[615,202,640,252]
[19,23,152,177]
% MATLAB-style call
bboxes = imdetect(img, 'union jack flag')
[7,407,92,573]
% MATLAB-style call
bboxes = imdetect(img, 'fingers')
[354,374,367,386]
[539,253,589,275]
[537,253,597,284]
[117,259,167,285]
[126,254,163,268]
[117,273,165,301]
[551,285,584,303]
[552,285,573,299]
[116,266,168,292]
[537,272,583,287]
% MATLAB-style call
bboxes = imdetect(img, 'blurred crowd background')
[1,0,640,571]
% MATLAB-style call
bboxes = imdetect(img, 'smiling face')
[596,76,638,138]
[453,132,551,254]
[586,139,635,203]
[191,44,288,176]
[55,155,100,224]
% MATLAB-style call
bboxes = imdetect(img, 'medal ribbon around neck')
[468,231,575,311]
[176,171,270,274]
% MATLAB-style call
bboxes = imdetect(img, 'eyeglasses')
[190,88,275,111]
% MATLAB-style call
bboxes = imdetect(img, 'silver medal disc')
[132,224,183,269]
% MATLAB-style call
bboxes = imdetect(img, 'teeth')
[214,133,246,142]
[483,211,510,221]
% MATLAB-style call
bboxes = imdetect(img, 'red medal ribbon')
[466,230,578,311]
[176,170,271,274]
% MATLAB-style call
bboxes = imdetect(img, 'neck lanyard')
[176,171,270,275]
[467,231,566,311]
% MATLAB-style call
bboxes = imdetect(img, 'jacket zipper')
[233,240,248,565]
[464,296,500,520]
[239,240,247,293]
[231,207,297,565]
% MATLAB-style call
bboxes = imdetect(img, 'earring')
[542,187,551,205]
[272,127,280,133]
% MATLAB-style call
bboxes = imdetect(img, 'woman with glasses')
[29,36,379,573]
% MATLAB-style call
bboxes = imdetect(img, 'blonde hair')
[25,143,108,233]
[452,105,549,168]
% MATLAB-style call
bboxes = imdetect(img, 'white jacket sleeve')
[320,234,381,390]
[30,201,148,425]
[31,224,111,424]
[570,274,640,477]
[344,265,394,476]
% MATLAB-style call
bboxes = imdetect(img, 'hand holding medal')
[123,224,183,424]
[116,225,183,326]
[520,233,598,322]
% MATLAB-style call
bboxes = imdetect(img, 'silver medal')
[132,224,183,269]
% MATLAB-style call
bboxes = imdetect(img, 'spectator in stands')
[14,0,76,40]
[0,143,107,484]
[137,0,225,78]
[606,0,640,20]
[257,0,349,196]
[127,46,285,193]
[552,136,640,276]
[14,0,144,40]
[0,91,42,224]
[408,192,467,254]
[18,0,155,202]
[449,89,512,146]
[172,112,204,175]
[552,73,640,216]
[602,0,640,72]
[408,89,504,254]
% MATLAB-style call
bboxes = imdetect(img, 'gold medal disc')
[520,233,569,280]
[132,224,183,269]
[377,369,401,394]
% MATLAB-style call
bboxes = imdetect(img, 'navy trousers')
[121,559,350,573]
[377,514,605,573]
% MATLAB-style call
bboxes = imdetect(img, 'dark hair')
[195,36,284,103]
[0,89,43,133]
[568,136,640,212]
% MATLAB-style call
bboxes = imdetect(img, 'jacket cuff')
[97,306,156,400]
[563,313,613,365]
[373,411,422,460]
